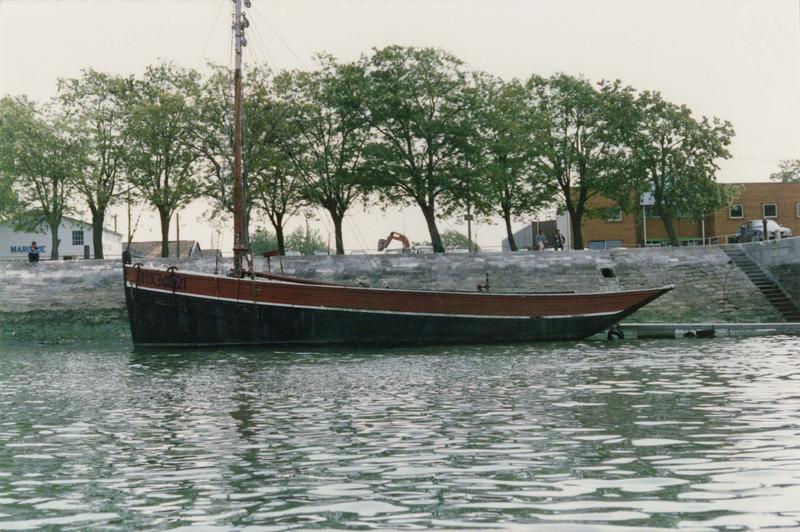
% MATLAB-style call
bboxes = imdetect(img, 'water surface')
[1,330,799,530]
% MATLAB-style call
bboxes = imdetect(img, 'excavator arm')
[377,231,411,252]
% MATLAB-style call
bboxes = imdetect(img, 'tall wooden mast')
[232,0,249,276]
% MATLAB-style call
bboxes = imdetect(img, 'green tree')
[273,57,370,255]
[770,159,800,183]
[0,97,85,259]
[627,91,734,246]
[439,229,479,252]
[123,63,205,258]
[57,69,130,258]
[529,74,635,249]
[467,75,552,251]
[196,63,274,242]
[362,46,472,253]
[0,175,19,223]
[195,64,238,219]
[245,68,306,256]
[286,225,328,255]
[0,133,21,223]
[249,226,279,254]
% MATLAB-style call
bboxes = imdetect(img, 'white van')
[736,220,792,242]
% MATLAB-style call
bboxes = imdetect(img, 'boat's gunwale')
[124,264,674,300]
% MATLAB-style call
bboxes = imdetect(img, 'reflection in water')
[1,337,799,529]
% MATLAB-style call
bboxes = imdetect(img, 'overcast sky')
[2,0,799,251]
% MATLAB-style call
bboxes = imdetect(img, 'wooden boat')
[122,0,673,347]
[123,264,672,346]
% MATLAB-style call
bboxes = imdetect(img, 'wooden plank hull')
[123,265,672,347]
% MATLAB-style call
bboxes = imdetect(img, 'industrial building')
[510,182,800,250]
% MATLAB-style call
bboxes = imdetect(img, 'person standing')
[535,230,546,251]
[28,241,39,263]
[553,229,565,251]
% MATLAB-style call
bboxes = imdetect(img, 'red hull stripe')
[127,283,621,320]
[125,267,669,319]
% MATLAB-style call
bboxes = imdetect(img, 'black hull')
[124,284,631,347]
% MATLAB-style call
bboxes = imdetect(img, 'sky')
[1,0,799,252]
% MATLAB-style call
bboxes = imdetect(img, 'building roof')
[63,216,122,237]
[0,216,122,237]
[127,240,201,259]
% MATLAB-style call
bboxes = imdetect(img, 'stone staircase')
[723,247,800,322]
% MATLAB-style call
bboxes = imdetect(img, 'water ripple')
[1,336,799,529]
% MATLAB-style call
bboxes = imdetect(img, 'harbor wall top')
[0,245,786,323]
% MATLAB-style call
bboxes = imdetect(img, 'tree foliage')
[625,91,734,246]
[528,74,636,249]
[272,57,370,255]
[247,72,306,256]
[0,48,740,257]
[0,96,85,259]
[249,226,279,254]
[467,75,550,251]
[770,159,800,183]
[251,224,327,256]
[123,63,205,257]
[198,64,306,256]
[57,69,130,258]
[362,46,472,253]
[440,229,479,252]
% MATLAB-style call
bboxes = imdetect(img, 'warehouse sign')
[10,245,46,253]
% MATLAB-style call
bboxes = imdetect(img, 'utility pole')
[127,189,132,246]
[465,177,473,252]
[176,211,180,258]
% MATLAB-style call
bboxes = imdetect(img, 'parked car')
[735,220,792,242]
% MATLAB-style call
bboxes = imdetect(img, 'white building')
[0,217,122,261]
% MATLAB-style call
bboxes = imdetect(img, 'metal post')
[642,208,647,247]
[701,216,705,245]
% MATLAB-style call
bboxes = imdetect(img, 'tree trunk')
[503,209,517,251]
[49,222,59,260]
[159,210,171,258]
[568,205,584,250]
[275,227,286,256]
[328,209,345,255]
[420,204,444,253]
[662,213,680,247]
[274,219,286,256]
[91,207,106,259]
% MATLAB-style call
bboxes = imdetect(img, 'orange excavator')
[377,231,412,254]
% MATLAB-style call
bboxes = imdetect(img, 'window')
[644,205,660,219]
[796,203,800,218]
[72,230,84,246]
[763,203,777,218]
[607,207,622,222]
[588,240,623,250]
[729,204,743,219]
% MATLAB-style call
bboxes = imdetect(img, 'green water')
[1,314,799,530]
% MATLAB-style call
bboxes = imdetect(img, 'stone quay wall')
[740,237,800,308]
[0,244,788,323]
